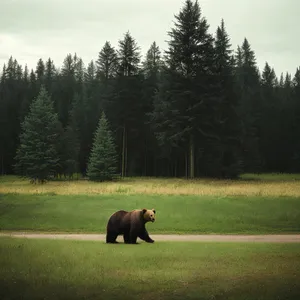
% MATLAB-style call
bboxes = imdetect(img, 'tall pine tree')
[142,42,163,176]
[235,38,262,172]
[111,31,143,177]
[96,41,118,81]
[152,0,216,178]
[260,62,280,171]
[212,19,243,178]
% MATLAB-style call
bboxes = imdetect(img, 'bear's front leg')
[139,229,154,243]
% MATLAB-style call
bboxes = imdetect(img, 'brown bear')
[106,208,156,244]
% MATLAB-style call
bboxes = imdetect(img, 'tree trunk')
[189,135,195,179]
[125,136,128,177]
[144,139,147,176]
[1,154,3,175]
[121,125,127,177]
[185,152,188,179]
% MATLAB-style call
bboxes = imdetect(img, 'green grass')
[240,172,300,181]
[1,193,300,234]
[1,237,300,300]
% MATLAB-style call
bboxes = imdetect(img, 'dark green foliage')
[260,62,281,171]
[44,58,56,94]
[292,67,300,170]
[0,57,28,174]
[96,41,118,81]
[35,58,45,85]
[153,0,217,178]
[210,19,243,178]
[68,91,90,174]
[57,54,77,127]
[142,42,163,176]
[1,0,300,178]
[87,112,118,181]
[108,31,144,177]
[14,86,61,183]
[59,124,80,179]
[143,41,163,79]
[235,38,262,173]
[117,31,141,76]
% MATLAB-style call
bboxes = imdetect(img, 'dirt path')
[1,232,300,243]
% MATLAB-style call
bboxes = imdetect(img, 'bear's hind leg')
[123,232,130,244]
[129,230,138,244]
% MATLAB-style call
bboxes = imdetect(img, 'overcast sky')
[0,0,299,77]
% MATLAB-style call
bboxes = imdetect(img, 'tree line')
[1,0,300,181]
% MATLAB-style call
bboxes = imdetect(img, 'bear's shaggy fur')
[106,208,156,244]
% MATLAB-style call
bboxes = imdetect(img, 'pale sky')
[0,0,299,77]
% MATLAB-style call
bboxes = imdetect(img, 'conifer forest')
[1,0,300,181]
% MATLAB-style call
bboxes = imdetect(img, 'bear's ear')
[152,209,156,213]
[142,208,147,214]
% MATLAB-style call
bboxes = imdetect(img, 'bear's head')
[142,208,156,223]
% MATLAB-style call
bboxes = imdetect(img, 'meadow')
[1,173,300,299]
[1,174,300,234]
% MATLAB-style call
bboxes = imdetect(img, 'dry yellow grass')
[1,175,300,197]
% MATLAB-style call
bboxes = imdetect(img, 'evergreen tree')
[35,58,45,88]
[293,67,300,88]
[152,0,216,178]
[44,58,56,93]
[87,112,118,181]
[85,60,97,83]
[292,67,300,170]
[117,31,141,76]
[260,62,281,171]
[110,31,143,177]
[261,62,276,87]
[212,19,243,178]
[96,41,118,81]
[69,91,89,173]
[58,53,77,127]
[0,57,24,174]
[276,72,296,171]
[14,86,61,183]
[96,42,118,146]
[0,65,7,174]
[143,41,162,79]
[74,56,85,94]
[85,60,103,164]
[235,38,262,172]
[142,42,163,176]
[24,65,29,82]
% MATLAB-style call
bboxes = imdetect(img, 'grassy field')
[1,173,300,234]
[1,174,300,299]
[1,193,300,234]
[1,237,300,300]
[1,173,300,197]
